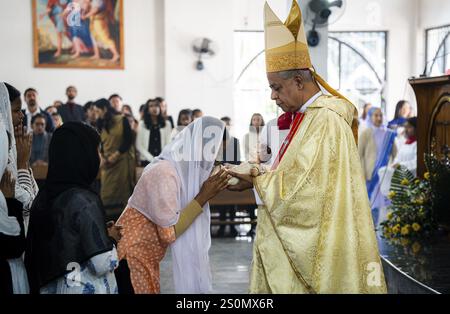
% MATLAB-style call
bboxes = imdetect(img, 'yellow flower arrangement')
[401,178,410,185]
[401,224,411,236]
[414,179,420,185]
[400,238,410,246]
[412,223,421,232]
[412,242,421,254]
[387,212,393,220]
[424,172,430,180]
[388,191,396,199]
[392,224,401,234]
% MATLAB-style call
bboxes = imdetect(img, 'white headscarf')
[0,83,37,211]
[128,116,225,293]
[0,119,21,236]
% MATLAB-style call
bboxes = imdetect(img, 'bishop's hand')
[227,171,254,191]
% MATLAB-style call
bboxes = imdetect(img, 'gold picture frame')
[32,0,124,69]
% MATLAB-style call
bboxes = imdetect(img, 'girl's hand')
[14,126,32,170]
[0,171,16,199]
[195,168,231,207]
[107,221,123,243]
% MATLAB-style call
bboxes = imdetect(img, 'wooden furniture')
[31,164,258,226]
[409,75,450,176]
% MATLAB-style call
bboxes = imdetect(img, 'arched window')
[233,30,280,142]
[328,31,387,112]
[425,25,450,77]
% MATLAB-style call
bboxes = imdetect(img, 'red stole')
[271,112,306,170]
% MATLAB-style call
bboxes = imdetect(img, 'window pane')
[233,31,279,150]
[328,32,387,111]
[426,25,450,76]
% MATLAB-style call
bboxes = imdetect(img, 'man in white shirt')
[23,88,54,133]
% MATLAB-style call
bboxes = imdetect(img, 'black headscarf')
[46,122,101,199]
[3,82,20,102]
[25,122,113,293]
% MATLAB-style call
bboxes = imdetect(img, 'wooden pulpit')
[409,75,450,176]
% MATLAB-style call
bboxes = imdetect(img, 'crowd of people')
[358,100,417,227]
[1,80,416,294]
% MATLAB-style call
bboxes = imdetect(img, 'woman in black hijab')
[25,122,121,294]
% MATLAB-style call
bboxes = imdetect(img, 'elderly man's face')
[267,72,303,113]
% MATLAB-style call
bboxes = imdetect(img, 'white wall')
[0,0,164,114]
[164,0,235,120]
[164,0,329,123]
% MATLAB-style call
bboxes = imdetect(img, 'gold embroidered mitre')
[264,0,312,73]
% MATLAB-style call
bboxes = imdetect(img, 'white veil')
[135,116,224,293]
[0,119,21,236]
[0,83,37,212]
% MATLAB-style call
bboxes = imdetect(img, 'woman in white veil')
[118,116,230,293]
[0,111,29,294]
[0,83,38,229]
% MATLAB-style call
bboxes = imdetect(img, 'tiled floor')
[160,238,254,294]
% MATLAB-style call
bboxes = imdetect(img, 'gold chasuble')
[250,1,387,294]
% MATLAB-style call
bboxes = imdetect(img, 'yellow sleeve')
[174,200,203,238]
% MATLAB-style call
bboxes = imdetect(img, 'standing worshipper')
[30,114,52,167]
[2,83,38,228]
[387,100,412,130]
[359,102,372,133]
[57,86,86,123]
[0,121,29,294]
[84,101,98,128]
[170,109,193,140]
[117,117,229,294]
[25,122,121,294]
[192,109,203,120]
[359,107,397,226]
[155,97,175,129]
[243,113,265,162]
[136,100,172,166]
[23,88,54,133]
[51,113,63,129]
[228,1,387,293]
[379,117,418,203]
[94,99,135,220]
[122,104,134,117]
[109,94,123,113]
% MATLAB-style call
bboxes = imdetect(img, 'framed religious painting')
[32,0,124,69]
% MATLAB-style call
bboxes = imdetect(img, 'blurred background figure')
[155,97,174,129]
[84,101,98,128]
[192,108,203,120]
[51,113,63,129]
[359,103,372,133]
[170,109,192,140]
[358,107,397,226]
[388,100,413,131]
[23,88,55,133]
[58,86,85,123]
[30,114,52,167]
[243,113,265,163]
[109,94,123,113]
[94,98,135,221]
[136,99,172,167]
